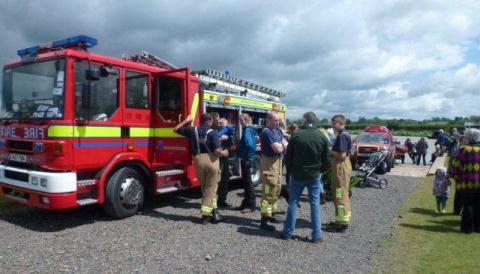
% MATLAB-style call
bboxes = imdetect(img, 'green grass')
[380,175,480,273]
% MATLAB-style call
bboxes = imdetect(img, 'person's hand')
[282,139,288,147]
[220,135,229,141]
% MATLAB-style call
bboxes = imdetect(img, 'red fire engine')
[0,35,287,218]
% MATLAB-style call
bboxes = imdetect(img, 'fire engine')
[0,35,287,218]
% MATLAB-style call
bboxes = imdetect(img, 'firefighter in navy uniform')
[174,113,229,224]
[326,114,353,233]
[259,111,288,231]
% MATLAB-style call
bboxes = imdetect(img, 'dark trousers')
[454,191,462,215]
[416,153,426,165]
[241,159,256,209]
[217,156,230,204]
[460,193,480,233]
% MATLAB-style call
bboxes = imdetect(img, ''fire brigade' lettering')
[0,127,18,138]
[24,127,45,139]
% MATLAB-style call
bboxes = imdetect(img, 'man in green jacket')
[281,111,331,243]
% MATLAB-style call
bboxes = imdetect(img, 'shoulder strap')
[194,127,200,153]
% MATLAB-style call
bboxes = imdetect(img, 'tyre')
[251,155,262,188]
[103,167,145,219]
[376,161,387,175]
[379,178,388,189]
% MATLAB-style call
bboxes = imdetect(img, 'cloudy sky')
[0,0,479,120]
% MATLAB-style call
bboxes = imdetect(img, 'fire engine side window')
[157,76,181,111]
[126,71,149,109]
[74,61,119,121]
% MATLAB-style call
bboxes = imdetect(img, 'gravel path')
[0,175,420,274]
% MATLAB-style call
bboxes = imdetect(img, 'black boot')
[201,215,212,225]
[260,217,275,231]
[211,209,223,224]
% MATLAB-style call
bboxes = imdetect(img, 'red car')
[351,125,397,174]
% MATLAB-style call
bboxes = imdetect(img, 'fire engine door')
[153,68,193,166]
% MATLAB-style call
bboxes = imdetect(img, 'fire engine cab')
[0,35,287,218]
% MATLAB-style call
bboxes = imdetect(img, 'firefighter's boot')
[211,209,223,224]
[260,217,275,231]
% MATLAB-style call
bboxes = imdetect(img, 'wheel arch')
[95,153,154,203]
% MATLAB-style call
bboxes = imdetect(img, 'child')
[433,167,451,213]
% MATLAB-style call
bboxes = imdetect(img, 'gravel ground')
[0,175,420,274]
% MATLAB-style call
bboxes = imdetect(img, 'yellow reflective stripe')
[48,125,121,137]
[203,91,287,112]
[48,125,74,137]
[335,206,351,223]
[48,125,182,138]
[264,184,271,194]
[336,187,343,199]
[154,128,182,138]
[203,91,219,101]
[130,127,154,137]
[201,205,213,214]
[74,126,121,137]
[190,93,200,121]
[261,200,272,214]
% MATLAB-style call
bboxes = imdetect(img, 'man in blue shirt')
[259,111,288,231]
[237,113,258,213]
[174,113,229,224]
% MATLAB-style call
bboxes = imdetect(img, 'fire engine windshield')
[1,59,65,119]
[357,133,389,144]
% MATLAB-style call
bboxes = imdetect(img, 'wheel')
[359,179,368,188]
[103,167,145,219]
[379,178,388,189]
[386,159,392,172]
[251,155,262,188]
[376,161,387,175]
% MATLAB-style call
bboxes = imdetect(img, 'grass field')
[380,175,480,273]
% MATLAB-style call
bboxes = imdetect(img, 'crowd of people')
[173,111,352,243]
[172,109,480,237]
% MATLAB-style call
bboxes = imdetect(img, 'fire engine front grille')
[8,140,33,151]
[358,146,379,154]
[4,170,29,182]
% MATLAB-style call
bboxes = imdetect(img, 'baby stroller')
[350,152,388,189]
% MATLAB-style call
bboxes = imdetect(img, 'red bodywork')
[0,49,204,210]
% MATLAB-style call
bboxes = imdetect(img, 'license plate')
[9,153,27,162]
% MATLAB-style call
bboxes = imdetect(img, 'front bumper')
[0,164,78,209]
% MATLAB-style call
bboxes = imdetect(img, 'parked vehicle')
[0,35,287,218]
[351,125,396,174]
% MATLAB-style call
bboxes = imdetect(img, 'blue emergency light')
[17,35,97,57]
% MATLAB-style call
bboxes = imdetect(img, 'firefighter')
[325,114,353,233]
[259,111,288,231]
[174,113,229,224]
